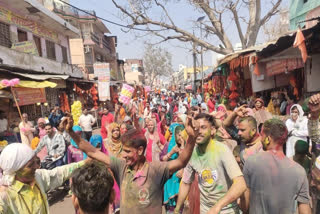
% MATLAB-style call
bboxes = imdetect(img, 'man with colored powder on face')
[175,113,247,214]
[218,106,261,166]
[0,143,86,213]
[62,115,198,214]
[241,118,311,214]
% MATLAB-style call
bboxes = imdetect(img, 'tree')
[263,9,289,42]
[143,44,173,88]
[111,0,283,55]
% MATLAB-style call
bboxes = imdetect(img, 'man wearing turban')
[0,143,85,213]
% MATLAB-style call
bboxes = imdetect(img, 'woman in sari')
[160,124,185,213]
[253,98,272,127]
[101,123,122,158]
[68,126,85,163]
[100,123,121,214]
[145,118,166,162]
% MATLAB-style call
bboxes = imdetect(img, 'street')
[50,128,101,214]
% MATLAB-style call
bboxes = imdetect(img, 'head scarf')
[108,123,120,139]
[177,114,187,125]
[290,104,304,122]
[201,103,208,112]
[254,98,265,110]
[0,143,35,186]
[168,124,184,160]
[89,135,103,148]
[71,126,82,149]
[152,112,160,123]
[37,118,46,125]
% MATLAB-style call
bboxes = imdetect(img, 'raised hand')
[60,117,74,132]
[185,116,199,139]
[234,104,248,117]
[308,93,320,113]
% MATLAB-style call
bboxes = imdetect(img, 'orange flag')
[293,29,308,63]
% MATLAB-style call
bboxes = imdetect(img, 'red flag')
[293,29,308,63]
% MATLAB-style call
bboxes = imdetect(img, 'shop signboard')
[12,88,46,106]
[94,63,110,101]
[0,6,59,43]
[266,58,304,76]
[11,41,39,56]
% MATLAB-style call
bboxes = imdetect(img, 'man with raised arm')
[62,115,198,214]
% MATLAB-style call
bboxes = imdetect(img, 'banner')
[11,41,39,56]
[94,63,110,101]
[0,6,59,43]
[266,58,304,76]
[12,88,46,106]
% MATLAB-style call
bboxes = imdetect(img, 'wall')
[251,63,275,92]
[289,0,320,30]
[0,45,82,77]
[306,54,320,92]
[69,38,85,65]
[0,2,73,64]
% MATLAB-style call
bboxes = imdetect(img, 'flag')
[293,29,308,63]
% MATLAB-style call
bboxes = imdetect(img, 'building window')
[303,0,308,3]
[61,46,68,63]
[0,22,11,47]
[33,36,42,56]
[17,30,27,42]
[46,40,56,60]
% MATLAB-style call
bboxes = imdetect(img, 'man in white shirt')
[79,109,96,141]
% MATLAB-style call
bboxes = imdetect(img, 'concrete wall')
[69,38,85,65]
[125,72,143,85]
[306,54,320,92]
[0,45,82,77]
[0,2,73,66]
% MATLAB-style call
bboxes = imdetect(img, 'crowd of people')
[1,91,320,214]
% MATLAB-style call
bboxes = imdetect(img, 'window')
[61,46,68,63]
[0,22,11,47]
[303,0,308,3]
[17,30,27,42]
[33,36,42,56]
[46,40,56,60]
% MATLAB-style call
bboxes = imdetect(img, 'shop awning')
[0,80,57,89]
[7,72,69,80]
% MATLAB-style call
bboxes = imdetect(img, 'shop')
[0,70,58,143]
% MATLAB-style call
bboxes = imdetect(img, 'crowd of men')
[0,91,320,214]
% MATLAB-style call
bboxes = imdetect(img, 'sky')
[70,0,289,71]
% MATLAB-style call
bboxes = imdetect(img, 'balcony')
[0,45,83,78]
[52,0,96,20]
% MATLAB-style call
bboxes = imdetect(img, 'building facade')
[40,0,119,80]
[290,0,320,30]
[0,0,81,77]
[124,59,144,85]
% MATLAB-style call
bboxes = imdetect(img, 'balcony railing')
[53,0,96,20]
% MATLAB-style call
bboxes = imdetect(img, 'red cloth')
[207,99,215,113]
[173,105,178,113]
[100,113,114,139]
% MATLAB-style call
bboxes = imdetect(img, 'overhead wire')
[57,0,166,32]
